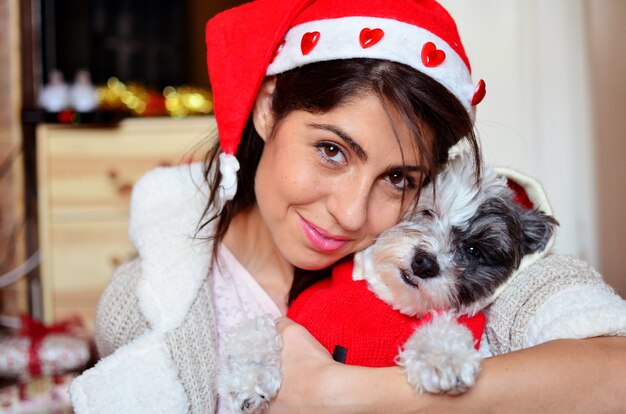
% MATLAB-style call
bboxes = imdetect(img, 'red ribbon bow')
[18,315,84,377]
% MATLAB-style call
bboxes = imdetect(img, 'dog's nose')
[411,252,440,279]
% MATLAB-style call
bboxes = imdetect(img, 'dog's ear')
[520,209,559,255]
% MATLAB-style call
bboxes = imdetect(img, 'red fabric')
[507,178,534,210]
[205,0,469,157]
[206,0,314,155]
[288,260,486,367]
[18,315,84,376]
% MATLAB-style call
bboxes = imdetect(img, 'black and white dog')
[218,153,558,413]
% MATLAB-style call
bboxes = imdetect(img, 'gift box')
[0,374,75,414]
[0,316,91,379]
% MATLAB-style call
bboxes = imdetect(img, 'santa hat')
[206,0,486,200]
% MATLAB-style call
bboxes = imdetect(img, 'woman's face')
[254,90,430,271]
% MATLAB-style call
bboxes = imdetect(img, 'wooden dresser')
[36,116,216,331]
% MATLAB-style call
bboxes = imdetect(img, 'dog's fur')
[218,154,558,413]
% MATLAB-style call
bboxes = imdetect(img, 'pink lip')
[298,216,351,253]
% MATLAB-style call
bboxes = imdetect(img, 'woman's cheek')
[367,187,405,235]
[284,164,327,202]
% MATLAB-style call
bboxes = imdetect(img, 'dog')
[217,154,558,413]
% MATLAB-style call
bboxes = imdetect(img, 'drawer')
[37,117,216,218]
[54,301,99,334]
[42,220,137,328]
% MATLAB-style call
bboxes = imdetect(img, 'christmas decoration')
[69,70,98,112]
[0,316,90,379]
[96,77,213,118]
[0,373,75,414]
[164,86,213,117]
[38,70,70,112]
[96,77,165,116]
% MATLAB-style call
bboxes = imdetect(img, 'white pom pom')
[218,153,240,201]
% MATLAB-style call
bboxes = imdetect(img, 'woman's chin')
[288,249,347,271]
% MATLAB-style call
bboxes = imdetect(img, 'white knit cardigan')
[69,163,626,414]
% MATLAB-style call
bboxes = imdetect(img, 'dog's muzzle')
[412,251,440,278]
[400,251,440,288]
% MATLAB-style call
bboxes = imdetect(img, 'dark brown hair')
[199,58,480,303]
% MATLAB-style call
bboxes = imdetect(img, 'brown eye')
[389,172,404,185]
[316,142,346,164]
[385,171,417,192]
[323,144,340,158]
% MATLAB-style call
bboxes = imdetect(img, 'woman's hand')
[270,317,341,413]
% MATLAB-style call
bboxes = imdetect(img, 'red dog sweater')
[287,259,486,367]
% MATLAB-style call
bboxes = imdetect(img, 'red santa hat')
[206,0,486,200]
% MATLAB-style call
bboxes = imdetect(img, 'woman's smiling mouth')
[298,215,351,253]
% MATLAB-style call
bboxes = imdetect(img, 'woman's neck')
[224,205,294,312]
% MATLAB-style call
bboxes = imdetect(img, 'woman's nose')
[327,179,370,232]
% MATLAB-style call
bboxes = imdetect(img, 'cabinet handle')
[110,251,138,268]
[107,169,133,195]
[110,256,122,268]
[158,156,195,167]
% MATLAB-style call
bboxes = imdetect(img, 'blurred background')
[0,0,624,404]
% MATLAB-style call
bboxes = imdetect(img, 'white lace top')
[212,243,282,413]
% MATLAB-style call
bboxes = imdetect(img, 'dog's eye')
[420,209,435,218]
[467,245,483,259]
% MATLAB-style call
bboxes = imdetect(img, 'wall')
[586,1,626,297]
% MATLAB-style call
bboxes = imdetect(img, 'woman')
[70,0,626,413]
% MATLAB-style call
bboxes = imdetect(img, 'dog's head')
[357,155,559,317]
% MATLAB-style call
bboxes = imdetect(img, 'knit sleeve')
[164,277,219,414]
[94,258,150,358]
[92,257,218,414]
[485,254,626,355]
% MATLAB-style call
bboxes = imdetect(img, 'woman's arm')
[485,255,626,355]
[94,258,150,356]
[273,319,626,414]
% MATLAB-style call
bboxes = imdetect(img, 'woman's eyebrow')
[387,164,427,174]
[308,123,368,161]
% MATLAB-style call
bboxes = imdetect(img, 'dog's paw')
[217,315,282,413]
[396,312,482,395]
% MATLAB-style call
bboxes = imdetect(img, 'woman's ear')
[252,77,276,142]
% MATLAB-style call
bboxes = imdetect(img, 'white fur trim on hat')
[219,153,240,202]
[267,17,476,113]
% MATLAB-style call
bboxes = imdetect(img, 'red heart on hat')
[301,31,320,56]
[271,40,286,63]
[421,42,446,67]
[359,28,384,49]
[471,79,486,106]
